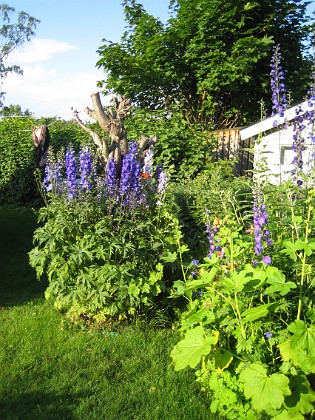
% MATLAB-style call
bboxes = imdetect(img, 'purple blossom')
[43,155,63,193]
[142,146,154,176]
[65,147,78,200]
[264,331,273,339]
[156,169,167,205]
[205,210,220,258]
[291,105,306,185]
[106,157,117,198]
[191,259,199,266]
[79,147,93,191]
[253,187,272,257]
[262,255,272,265]
[119,141,141,207]
[270,45,287,118]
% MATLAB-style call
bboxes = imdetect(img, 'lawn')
[0,206,211,420]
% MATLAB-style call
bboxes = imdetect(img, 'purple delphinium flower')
[205,209,219,258]
[79,147,93,191]
[262,255,272,265]
[43,155,63,193]
[253,187,272,258]
[65,147,78,200]
[119,141,141,207]
[270,44,287,120]
[142,146,154,177]
[191,259,199,266]
[156,169,167,205]
[106,157,117,198]
[291,105,306,186]
[264,331,273,339]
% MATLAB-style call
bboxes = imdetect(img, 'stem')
[234,291,246,340]
[297,202,312,320]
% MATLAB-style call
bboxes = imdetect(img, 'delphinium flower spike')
[79,146,93,191]
[106,157,117,198]
[270,44,287,124]
[156,168,167,205]
[253,186,272,264]
[119,141,141,207]
[291,105,306,186]
[205,210,222,258]
[43,154,63,194]
[65,146,78,200]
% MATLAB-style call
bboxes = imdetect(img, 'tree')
[0,103,33,116]
[96,0,314,128]
[0,4,39,106]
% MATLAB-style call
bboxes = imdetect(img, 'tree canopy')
[0,4,39,107]
[96,0,314,128]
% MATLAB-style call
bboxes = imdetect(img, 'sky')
[2,0,171,120]
[2,1,315,121]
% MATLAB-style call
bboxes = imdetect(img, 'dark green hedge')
[0,117,91,205]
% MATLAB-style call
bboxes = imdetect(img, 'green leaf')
[161,251,177,263]
[213,348,233,374]
[264,266,296,296]
[239,363,291,412]
[171,326,218,371]
[288,320,315,357]
[284,375,315,417]
[241,301,280,322]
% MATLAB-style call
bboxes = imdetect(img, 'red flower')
[141,173,151,179]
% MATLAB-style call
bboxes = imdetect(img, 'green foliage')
[0,206,211,419]
[29,146,182,322]
[168,164,251,256]
[124,107,213,175]
[0,118,91,205]
[170,182,315,419]
[97,0,314,127]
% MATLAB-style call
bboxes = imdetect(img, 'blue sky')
[3,0,171,119]
[2,1,315,120]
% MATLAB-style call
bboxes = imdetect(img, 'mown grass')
[0,206,211,420]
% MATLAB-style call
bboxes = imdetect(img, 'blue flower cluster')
[270,44,287,121]
[65,147,78,200]
[43,142,166,209]
[291,105,306,186]
[205,210,221,258]
[79,147,93,191]
[106,157,117,198]
[253,187,272,263]
[43,156,63,193]
[119,141,141,207]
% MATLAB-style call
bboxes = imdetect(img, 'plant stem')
[297,201,312,320]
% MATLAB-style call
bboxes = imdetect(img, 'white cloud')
[6,38,78,64]
[2,63,108,120]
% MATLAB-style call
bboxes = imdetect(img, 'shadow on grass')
[0,390,86,420]
[0,206,46,307]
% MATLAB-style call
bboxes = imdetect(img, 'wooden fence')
[210,128,253,176]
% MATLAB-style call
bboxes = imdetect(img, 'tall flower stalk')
[65,146,78,200]
[79,147,93,191]
[253,186,272,263]
[270,44,287,121]
[291,105,306,186]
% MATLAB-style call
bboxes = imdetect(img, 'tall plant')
[29,143,179,323]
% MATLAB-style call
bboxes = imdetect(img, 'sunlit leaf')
[239,363,291,412]
[171,326,218,371]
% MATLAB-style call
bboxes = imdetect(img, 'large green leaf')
[239,363,291,413]
[171,326,218,371]
[288,320,315,357]
[241,301,280,322]
[264,266,296,296]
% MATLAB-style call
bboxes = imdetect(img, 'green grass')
[0,206,211,420]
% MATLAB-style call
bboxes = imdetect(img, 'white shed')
[239,100,315,183]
